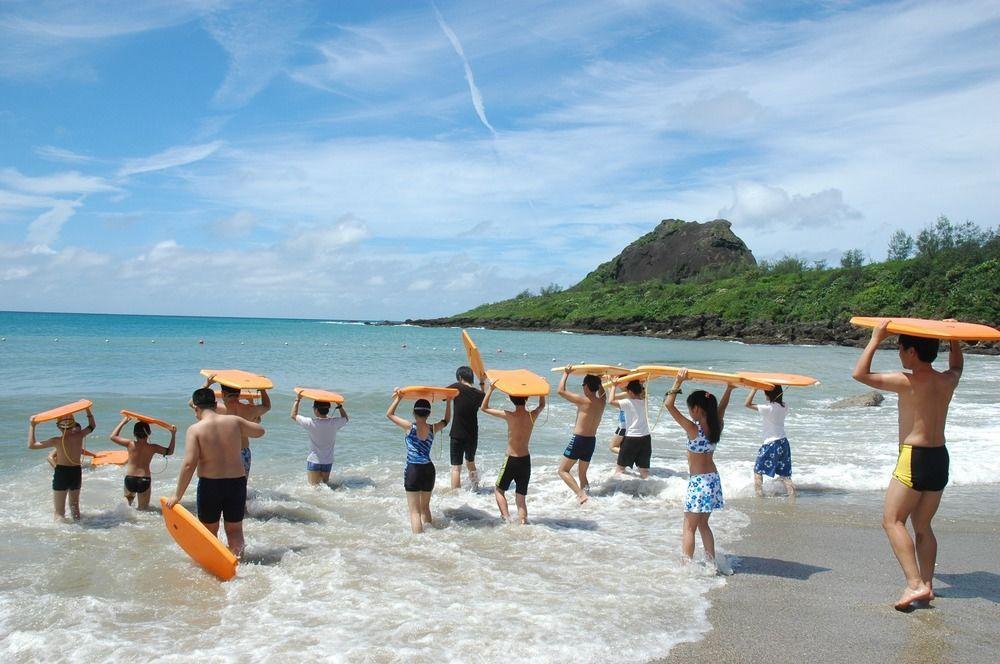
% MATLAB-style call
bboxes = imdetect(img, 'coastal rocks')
[830,391,885,409]
[581,219,756,285]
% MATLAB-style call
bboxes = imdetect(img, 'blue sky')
[1,0,998,319]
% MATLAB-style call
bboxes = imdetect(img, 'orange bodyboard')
[120,410,174,430]
[213,390,258,403]
[850,317,1000,341]
[552,364,633,377]
[487,369,550,397]
[738,372,820,387]
[397,386,459,402]
[201,369,273,390]
[90,450,129,466]
[461,330,487,382]
[30,399,92,424]
[635,365,774,390]
[160,497,238,581]
[295,387,345,404]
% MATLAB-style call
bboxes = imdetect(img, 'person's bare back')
[895,370,957,447]
[188,413,250,478]
[504,408,536,456]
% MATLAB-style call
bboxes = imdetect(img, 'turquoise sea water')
[1,311,997,662]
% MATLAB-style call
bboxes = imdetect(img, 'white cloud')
[34,145,97,163]
[433,3,496,136]
[213,211,258,238]
[0,168,118,195]
[118,141,223,177]
[26,199,81,247]
[718,182,861,229]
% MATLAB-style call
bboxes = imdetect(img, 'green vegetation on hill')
[450,217,999,327]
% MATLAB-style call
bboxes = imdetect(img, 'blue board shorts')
[307,462,333,473]
[563,434,597,463]
[754,438,792,478]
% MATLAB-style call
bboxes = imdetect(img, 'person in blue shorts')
[291,393,349,486]
[556,367,606,503]
[745,386,795,497]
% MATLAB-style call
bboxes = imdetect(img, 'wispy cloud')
[0,168,118,195]
[118,141,223,177]
[433,3,496,136]
[34,145,97,164]
[26,198,80,247]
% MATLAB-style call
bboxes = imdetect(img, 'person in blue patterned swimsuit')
[745,385,795,497]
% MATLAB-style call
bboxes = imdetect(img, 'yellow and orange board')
[294,387,345,404]
[160,497,238,582]
[397,386,460,402]
[737,372,820,387]
[551,364,633,377]
[201,369,273,390]
[120,409,174,430]
[90,450,129,466]
[461,330,487,382]
[487,369,550,397]
[850,317,1000,341]
[30,399,92,424]
[634,366,775,390]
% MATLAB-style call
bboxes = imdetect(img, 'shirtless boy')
[481,383,545,524]
[202,374,270,477]
[110,415,176,508]
[28,408,96,520]
[167,388,264,557]
[852,320,963,611]
[556,367,606,503]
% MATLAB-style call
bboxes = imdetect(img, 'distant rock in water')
[830,391,885,409]
[581,219,756,285]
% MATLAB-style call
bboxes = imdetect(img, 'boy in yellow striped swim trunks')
[852,319,963,612]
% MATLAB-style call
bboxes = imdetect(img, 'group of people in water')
[26,320,963,611]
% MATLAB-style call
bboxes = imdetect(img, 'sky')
[1,0,998,319]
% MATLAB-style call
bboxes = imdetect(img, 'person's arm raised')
[290,394,302,421]
[386,391,411,430]
[946,338,964,384]
[258,389,271,415]
[851,320,909,393]
[239,417,265,439]
[434,398,452,434]
[718,384,735,421]
[664,370,698,439]
[531,395,546,418]
[109,416,132,447]
[744,388,759,412]
[480,384,506,419]
[557,367,584,405]
[84,408,96,434]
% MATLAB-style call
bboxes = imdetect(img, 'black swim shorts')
[52,464,82,492]
[616,435,652,470]
[449,436,478,466]
[893,444,949,492]
[404,462,436,492]
[496,454,531,495]
[563,434,597,463]
[196,476,248,523]
[124,475,152,495]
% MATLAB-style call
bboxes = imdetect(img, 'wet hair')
[133,421,151,438]
[582,374,602,393]
[764,385,784,406]
[686,390,722,444]
[192,387,217,409]
[413,398,432,418]
[313,401,331,416]
[220,384,240,397]
[899,334,939,363]
[626,380,644,396]
[456,366,475,383]
[510,395,527,406]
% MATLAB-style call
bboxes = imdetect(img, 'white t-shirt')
[296,415,348,465]
[757,402,788,443]
[620,398,650,437]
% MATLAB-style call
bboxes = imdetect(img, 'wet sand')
[663,486,1000,663]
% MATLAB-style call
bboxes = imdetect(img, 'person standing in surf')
[291,394,348,486]
[664,370,734,567]
[448,366,485,490]
[386,393,451,534]
[110,414,177,509]
[556,367,605,503]
[167,388,264,557]
[201,374,271,478]
[481,383,545,524]
[745,386,795,497]
[28,407,96,520]
[852,320,962,612]
[610,379,651,479]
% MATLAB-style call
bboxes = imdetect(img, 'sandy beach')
[664,485,1000,663]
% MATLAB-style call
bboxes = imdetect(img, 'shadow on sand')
[530,516,599,531]
[246,504,324,525]
[242,545,308,566]
[442,505,501,528]
[934,572,1000,603]
[734,555,831,580]
[328,476,377,490]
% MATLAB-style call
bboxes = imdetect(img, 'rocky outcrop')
[580,219,755,285]
[830,392,885,409]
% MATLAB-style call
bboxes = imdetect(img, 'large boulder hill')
[581,218,756,285]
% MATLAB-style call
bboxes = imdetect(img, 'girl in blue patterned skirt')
[745,386,795,497]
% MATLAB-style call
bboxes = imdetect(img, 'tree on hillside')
[515,288,533,299]
[840,249,865,269]
[887,230,914,260]
[916,215,955,257]
[540,283,563,296]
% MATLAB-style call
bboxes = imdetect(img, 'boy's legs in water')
[882,479,936,610]
[222,520,245,558]
[494,487,511,521]
[419,491,432,526]
[578,460,590,493]
[53,489,67,520]
[405,491,424,534]
[466,459,479,488]
[450,464,462,489]
[754,472,764,497]
[124,488,135,506]
[780,475,796,497]
[137,487,152,509]
[67,489,80,520]
[514,492,528,525]
[609,433,622,454]
[307,470,322,486]
[557,457,588,503]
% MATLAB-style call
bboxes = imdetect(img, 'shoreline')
[662,485,1000,663]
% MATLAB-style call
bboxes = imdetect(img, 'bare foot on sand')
[577,492,589,504]
[894,585,933,612]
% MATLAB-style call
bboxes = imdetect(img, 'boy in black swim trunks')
[110,414,176,509]
[556,367,606,503]
[482,383,545,524]
[853,320,963,612]
[28,408,96,520]
[448,366,485,490]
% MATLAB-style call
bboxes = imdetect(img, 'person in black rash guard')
[448,366,485,490]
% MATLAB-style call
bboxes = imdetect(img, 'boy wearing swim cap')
[852,319,963,612]
[481,384,545,524]
[556,367,606,504]
[291,394,349,486]
[28,407,96,520]
[110,415,176,509]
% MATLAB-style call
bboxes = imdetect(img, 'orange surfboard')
[30,399,92,424]
[201,369,273,390]
[213,390,259,403]
[487,369,550,397]
[850,317,1000,341]
[635,365,774,390]
[461,330,487,382]
[90,450,129,466]
[552,364,633,377]
[160,497,238,582]
[294,387,345,404]
[397,386,460,402]
[120,410,174,430]
[738,372,820,387]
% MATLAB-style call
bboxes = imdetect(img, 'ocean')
[1,311,997,663]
